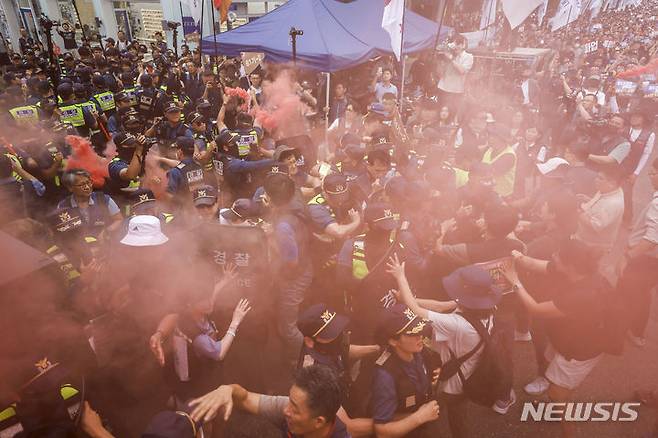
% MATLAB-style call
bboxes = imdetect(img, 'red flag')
[213,0,233,23]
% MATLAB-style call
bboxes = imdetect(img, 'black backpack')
[438,313,513,407]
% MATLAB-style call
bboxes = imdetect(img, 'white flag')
[480,0,497,30]
[538,0,549,25]
[382,0,405,61]
[501,0,544,29]
[181,0,203,25]
[550,0,582,31]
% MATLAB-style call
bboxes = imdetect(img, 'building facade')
[0,0,286,52]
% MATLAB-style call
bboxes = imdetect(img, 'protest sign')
[616,79,638,95]
[474,257,516,295]
[241,52,265,75]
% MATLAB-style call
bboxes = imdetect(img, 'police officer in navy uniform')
[337,202,404,343]
[108,132,147,213]
[166,137,213,213]
[144,102,193,147]
[215,128,276,203]
[188,111,217,181]
[371,304,439,438]
[136,73,163,123]
[126,188,177,230]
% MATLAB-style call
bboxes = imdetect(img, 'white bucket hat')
[536,157,570,176]
[120,215,169,247]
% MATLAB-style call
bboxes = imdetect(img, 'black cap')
[164,102,182,113]
[272,145,298,162]
[114,132,137,147]
[344,143,366,161]
[172,136,194,153]
[364,202,398,231]
[115,91,130,102]
[220,198,256,221]
[379,304,427,339]
[63,52,74,61]
[267,163,290,176]
[340,133,361,149]
[188,112,205,124]
[142,411,197,438]
[322,173,349,195]
[129,188,156,213]
[48,207,83,234]
[297,303,350,341]
[92,75,106,87]
[196,98,211,109]
[192,185,217,207]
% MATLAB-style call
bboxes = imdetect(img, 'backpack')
[438,313,513,407]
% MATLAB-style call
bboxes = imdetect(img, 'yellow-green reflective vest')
[454,167,469,188]
[59,103,85,127]
[9,105,39,124]
[482,145,516,197]
[93,91,115,112]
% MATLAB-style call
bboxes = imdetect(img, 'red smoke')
[64,135,109,188]
[250,70,307,138]
[225,87,251,112]
[617,57,658,78]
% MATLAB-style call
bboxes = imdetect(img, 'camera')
[161,20,181,31]
[39,14,60,31]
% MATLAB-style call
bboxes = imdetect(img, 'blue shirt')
[372,353,430,424]
[166,157,196,194]
[108,159,129,184]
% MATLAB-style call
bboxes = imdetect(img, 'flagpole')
[211,2,218,72]
[399,0,407,106]
[483,0,495,46]
[199,0,205,68]
[433,0,448,51]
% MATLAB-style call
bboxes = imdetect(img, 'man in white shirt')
[437,35,473,122]
[576,166,625,253]
[622,107,655,224]
[386,255,513,438]
[371,67,398,103]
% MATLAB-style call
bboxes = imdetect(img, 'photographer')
[436,35,473,122]
[56,22,78,52]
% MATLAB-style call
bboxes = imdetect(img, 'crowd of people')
[1,1,658,438]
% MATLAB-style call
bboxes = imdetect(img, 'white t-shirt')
[438,51,474,94]
[427,310,492,395]
[374,82,398,102]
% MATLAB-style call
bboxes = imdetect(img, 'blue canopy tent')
[200,0,452,72]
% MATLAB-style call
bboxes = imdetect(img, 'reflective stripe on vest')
[78,100,97,115]
[162,213,175,223]
[307,194,335,218]
[352,237,368,280]
[194,134,214,171]
[9,105,39,124]
[94,91,116,112]
[110,157,140,190]
[46,245,81,283]
[482,145,516,197]
[59,104,85,127]
[5,153,23,182]
[124,87,138,106]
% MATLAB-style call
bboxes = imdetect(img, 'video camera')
[161,20,181,31]
[39,14,60,31]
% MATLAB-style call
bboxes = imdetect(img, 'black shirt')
[545,262,609,361]
[58,30,78,50]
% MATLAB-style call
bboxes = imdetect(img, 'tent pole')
[324,72,330,151]
[399,0,407,105]
[199,0,205,68]
[433,0,448,50]
[211,2,218,71]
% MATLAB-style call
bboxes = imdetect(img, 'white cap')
[120,215,169,247]
[536,157,570,176]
